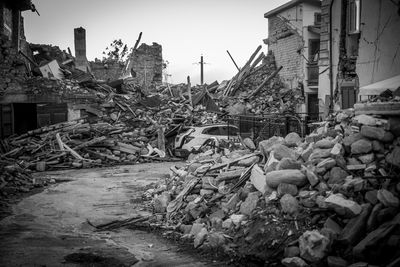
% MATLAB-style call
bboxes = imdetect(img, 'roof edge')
[264,0,321,18]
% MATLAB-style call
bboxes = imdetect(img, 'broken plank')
[74,136,107,150]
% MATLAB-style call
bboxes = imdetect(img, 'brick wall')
[268,15,303,89]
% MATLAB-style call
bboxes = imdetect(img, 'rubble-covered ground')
[142,109,400,267]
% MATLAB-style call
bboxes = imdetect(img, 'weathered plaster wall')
[318,0,342,117]
[90,60,124,81]
[357,0,400,87]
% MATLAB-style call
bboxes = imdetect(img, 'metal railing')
[224,113,321,143]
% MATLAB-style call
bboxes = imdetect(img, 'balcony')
[307,62,319,86]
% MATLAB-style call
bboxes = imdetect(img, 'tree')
[102,39,130,63]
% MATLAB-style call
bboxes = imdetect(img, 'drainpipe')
[329,0,335,114]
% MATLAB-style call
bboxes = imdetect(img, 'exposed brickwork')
[268,15,303,89]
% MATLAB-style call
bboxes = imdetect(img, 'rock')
[315,138,335,149]
[277,183,298,197]
[330,143,344,156]
[351,139,372,154]
[250,164,269,194]
[328,167,348,185]
[327,256,348,267]
[377,189,399,207]
[222,218,233,229]
[343,177,365,192]
[190,223,204,236]
[305,168,320,186]
[239,192,259,215]
[193,227,208,248]
[299,230,330,262]
[358,153,375,164]
[285,132,302,147]
[360,125,386,141]
[386,146,400,168]
[200,189,214,197]
[209,209,225,221]
[338,204,372,246]
[382,131,394,143]
[301,143,314,161]
[282,257,309,267]
[306,133,323,143]
[372,140,385,153]
[277,157,302,170]
[207,232,226,248]
[366,203,383,232]
[266,170,307,188]
[230,214,247,226]
[325,194,362,217]
[224,193,240,211]
[280,194,299,215]
[284,246,300,257]
[343,133,363,148]
[324,217,343,237]
[271,144,297,160]
[153,192,171,213]
[365,190,378,205]
[243,138,256,150]
[259,136,284,160]
[309,148,332,161]
[389,117,400,136]
[317,158,336,170]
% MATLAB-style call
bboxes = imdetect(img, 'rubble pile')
[0,159,51,203]
[0,35,29,96]
[144,109,400,266]
[217,49,304,115]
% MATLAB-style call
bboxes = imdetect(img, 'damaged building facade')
[318,0,400,115]
[91,41,163,90]
[264,0,321,120]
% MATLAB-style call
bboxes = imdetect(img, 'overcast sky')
[24,0,288,85]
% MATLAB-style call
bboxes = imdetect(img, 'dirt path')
[0,163,219,267]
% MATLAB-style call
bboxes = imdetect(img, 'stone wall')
[90,60,124,81]
[129,42,163,88]
[268,15,303,90]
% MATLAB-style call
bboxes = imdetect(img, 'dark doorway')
[307,93,319,121]
[341,86,357,109]
[0,104,13,138]
[37,103,68,128]
[13,103,37,135]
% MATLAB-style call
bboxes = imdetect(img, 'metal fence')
[224,113,321,142]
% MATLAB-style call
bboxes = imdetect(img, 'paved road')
[0,163,214,267]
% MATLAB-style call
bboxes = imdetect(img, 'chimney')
[74,27,89,72]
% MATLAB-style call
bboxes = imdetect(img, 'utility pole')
[193,55,208,85]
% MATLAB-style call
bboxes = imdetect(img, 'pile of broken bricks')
[144,109,400,266]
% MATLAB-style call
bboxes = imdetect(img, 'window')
[348,0,361,33]
[219,126,238,136]
[314,13,321,26]
[202,127,221,135]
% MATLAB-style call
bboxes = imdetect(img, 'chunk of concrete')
[277,183,298,197]
[193,227,208,248]
[250,164,269,194]
[317,158,336,170]
[239,191,259,215]
[299,230,330,262]
[386,146,400,168]
[325,194,362,217]
[360,125,386,141]
[351,139,372,154]
[315,138,335,149]
[377,189,399,207]
[328,167,348,185]
[271,144,297,160]
[301,143,314,161]
[243,137,256,150]
[277,157,302,170]
[285,132,302,147]
[282,257,309,267]
[230,214,247,226]
[338,204,372,246]
[266,170,307,188]
[280,194,299,215]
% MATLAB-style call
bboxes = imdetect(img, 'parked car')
[174,124,240,157]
